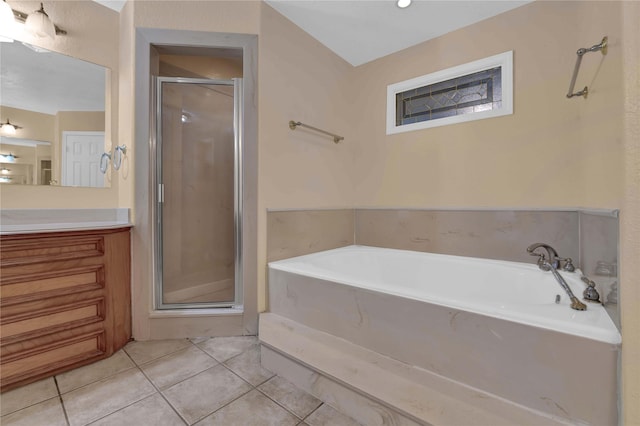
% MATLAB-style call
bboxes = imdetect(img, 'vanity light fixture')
[397,0,411,8]
[0,119,22,135]
[0,153,17,163]
[25,2,56,39]
[0,1,66,42]
[0,0,16,42]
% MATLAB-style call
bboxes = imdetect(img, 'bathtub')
[260,245,620,426]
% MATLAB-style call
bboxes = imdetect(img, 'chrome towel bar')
[289,120,344,144]
[566,36,607,99]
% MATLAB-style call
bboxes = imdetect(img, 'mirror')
[0,41,109,187]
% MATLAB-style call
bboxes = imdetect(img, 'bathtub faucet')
[527,243,586,311]
[526,243,575,272]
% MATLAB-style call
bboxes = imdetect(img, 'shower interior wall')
[155,52,242,304]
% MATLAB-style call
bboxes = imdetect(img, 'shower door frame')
[153,76,244,310]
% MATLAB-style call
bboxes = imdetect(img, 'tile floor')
[0,336,362,426]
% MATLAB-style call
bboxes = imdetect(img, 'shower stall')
[154,77,243,309]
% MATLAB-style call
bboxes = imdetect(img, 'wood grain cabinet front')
[0,227,131,392]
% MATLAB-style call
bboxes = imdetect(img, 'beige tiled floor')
[0,337,362,426]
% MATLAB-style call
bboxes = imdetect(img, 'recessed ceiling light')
[397,0,411,9]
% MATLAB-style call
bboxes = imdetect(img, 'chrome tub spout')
[527,243,586,311]
[546,262,587,311]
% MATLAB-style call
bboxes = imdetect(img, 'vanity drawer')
[0,235,105,266]
[0,330,105,388]
[1,297,105,344]
[0,265,105,305]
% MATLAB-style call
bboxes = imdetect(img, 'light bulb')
[1,122,17,135]
[25,2,55,39]
[397,0,411,8]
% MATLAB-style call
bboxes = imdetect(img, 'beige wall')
[621,1,640,423]
[0,0,119,208]
[257,3,355,309]
[352,1,622,209]
[0,106,55,142]
[132,0,260,34]
[159,55,242,79]
[117,0,134,210]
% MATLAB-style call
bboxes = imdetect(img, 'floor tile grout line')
[214,355,313,422]
[129,340,228,393]
[121,347,190,425]
[134,342,220,371]
[82,392,166,426]
[145,341,277,423]
[0,394,70,422]
[55,364,139,397]
[125,338,194,367]
[254,384,319,421]
[3,338,326,426]
[73,371,155,426]
[195,342,262,365]
[217,355,274,389]
[302,402,325,424]
[190,386,256,425]
[58,348,175,425]
[52,341,196,398]
[0,392,60,419]
[143,362,222,396]
[53,376,71,426]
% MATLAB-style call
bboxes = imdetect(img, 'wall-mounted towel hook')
[99,152,111,174]
[566,36,607,99]
[113,144,127,171]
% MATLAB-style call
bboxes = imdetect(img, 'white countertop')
[0,208,131,235]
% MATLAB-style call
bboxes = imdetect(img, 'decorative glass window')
[386,51,513,134]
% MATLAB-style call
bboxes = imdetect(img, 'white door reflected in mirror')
[61,131,106,187]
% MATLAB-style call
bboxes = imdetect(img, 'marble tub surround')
[267,207,620,329]
[267,209,354,262]
[0,336,346,426]
[261,315,565,426]
[579,210,620,327]
[267,208,620,268]
[263,259,619,425]
[0,208,130,234]
[355,209,579,264]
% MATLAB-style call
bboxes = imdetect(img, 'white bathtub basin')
[264,245,621,425]
[271,245,620,344]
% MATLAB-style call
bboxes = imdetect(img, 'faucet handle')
[529,252,551,271]
[581,275,601,303]
[559,257,575,272]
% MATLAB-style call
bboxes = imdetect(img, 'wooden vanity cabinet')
[0,227,132,392]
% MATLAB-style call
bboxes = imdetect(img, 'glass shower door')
[155,77,242,309]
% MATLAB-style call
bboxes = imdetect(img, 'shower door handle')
[158,183,165,203]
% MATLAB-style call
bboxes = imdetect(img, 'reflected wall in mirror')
[0,41,109,187]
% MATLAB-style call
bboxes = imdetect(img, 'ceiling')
[1,0,532,118]
[0,41,106,116]
[263,0,530,66]
[94,0,531,66]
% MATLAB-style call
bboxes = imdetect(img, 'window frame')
[386,51,513,135]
